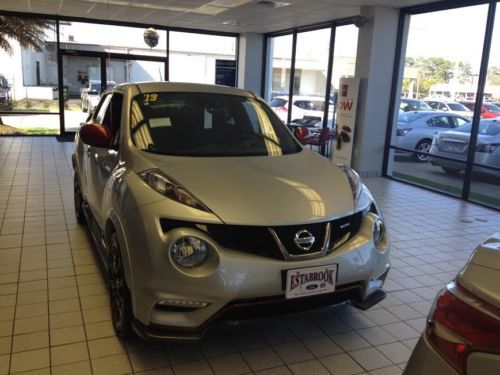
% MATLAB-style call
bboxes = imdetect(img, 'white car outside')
[270,95,334,124]
[424,100,473,119]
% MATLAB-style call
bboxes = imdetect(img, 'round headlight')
[373,217,385,248]
[170,236,208,268]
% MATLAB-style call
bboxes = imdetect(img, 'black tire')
[108,232,133,339]
[74,175,86,225]
[414,140,432,162]
[441,166,461,176]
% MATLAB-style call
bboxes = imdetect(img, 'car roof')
[116,81,256,98]
[401,110,453,116]
[425,100,463,104]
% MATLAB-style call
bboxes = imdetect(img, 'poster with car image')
[332,77,360,167]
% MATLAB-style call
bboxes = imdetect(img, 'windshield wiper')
[246,133,282,147]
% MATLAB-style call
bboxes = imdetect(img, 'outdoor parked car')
[404,232,500,375]
[81,79,117,113]
[400,98,433,112]
[429,118,500,177]
[73,82,390,340]
[423,100,473,118]
[395,111,469,162]
[270,95,334,123]
[0,74,12,111]
[460,101,500,119]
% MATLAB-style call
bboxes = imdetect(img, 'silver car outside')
[72,82,390,340]
[429,119,500,177]
[394,111,469,162]
[404,233,500,375]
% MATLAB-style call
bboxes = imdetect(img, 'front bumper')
[132,280,387,341]
[118,197,390,339]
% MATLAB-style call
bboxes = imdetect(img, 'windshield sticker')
[143,93,158,104]
[150,117,171,128]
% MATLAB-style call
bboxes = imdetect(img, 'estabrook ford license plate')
[285,265,337,299]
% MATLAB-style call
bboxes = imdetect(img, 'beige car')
[72,82,390,340]
[404,233,500,374]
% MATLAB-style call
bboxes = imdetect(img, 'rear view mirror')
[79,124,112,148]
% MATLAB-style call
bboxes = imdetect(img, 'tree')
[0,16,53,55]
[488,66,500,86]
[404,56,456,97]
[0,17,53,127]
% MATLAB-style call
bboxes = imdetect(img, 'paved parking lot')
[1,136,499,374]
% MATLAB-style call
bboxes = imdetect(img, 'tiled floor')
[0,136,499,375]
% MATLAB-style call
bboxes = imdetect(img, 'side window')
[427,116,452,128]
[94,93,123,143]
[294,101,308,110]
[439,103,447,110]
[449,116,468,127]
[427,102,438,109]
[94,94,112,125]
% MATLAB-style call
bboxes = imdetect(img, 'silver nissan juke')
[72,82,390,340]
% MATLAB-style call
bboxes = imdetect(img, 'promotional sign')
[215,59,236,87]
[332,77,360,167]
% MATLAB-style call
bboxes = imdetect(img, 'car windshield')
[130,92,301,157]
[485,103,500,113]
[455,120,500,135]
[399,112,424,123]
[90,83,101,92]
[448,103,469,111]
[401,100,431,111]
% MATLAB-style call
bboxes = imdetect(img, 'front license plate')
[285,265,337,299]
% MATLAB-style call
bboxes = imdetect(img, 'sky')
[406,4,499,71]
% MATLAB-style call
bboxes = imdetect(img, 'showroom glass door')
[61,51,165,132]
[61,54,102,132]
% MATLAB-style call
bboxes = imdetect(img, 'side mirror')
[79,124,112,148]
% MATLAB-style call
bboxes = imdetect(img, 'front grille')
[272,222,327,255]
[160,210,365,261]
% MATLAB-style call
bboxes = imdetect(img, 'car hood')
[457,233,500,309]
[133,150,355,226]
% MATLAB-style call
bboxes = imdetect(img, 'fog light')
[373,217,385,248]
[157,299,208,311]
[170,236,208,268]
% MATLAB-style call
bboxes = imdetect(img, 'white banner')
[332,77,360,167]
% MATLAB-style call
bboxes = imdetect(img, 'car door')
[84,92,123,228]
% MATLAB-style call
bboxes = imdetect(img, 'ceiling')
[0,0,443,34]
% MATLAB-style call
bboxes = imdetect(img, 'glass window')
[330,25,359,122]
[130,92,300,157]
[293,28,331,125]
[0,17,59,134]
[470,3,500,209]
[449,116,469,127]
[427,116,451,128]
[169,32,236,85]
[448,103,468,111]
[267,35,293,123]
[388,4,488,198]
[59,22,166,57]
